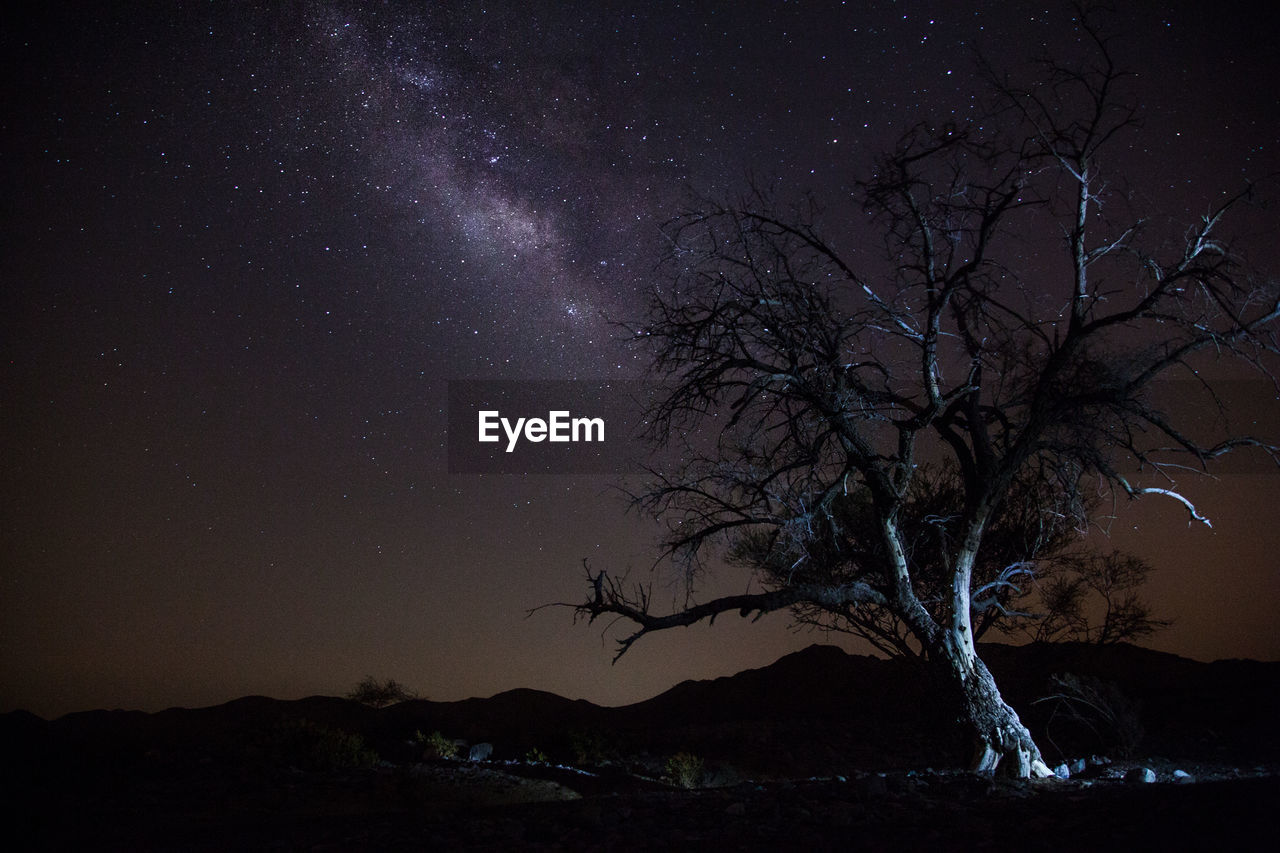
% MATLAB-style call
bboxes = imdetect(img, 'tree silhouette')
[563,9,1277,777]
[1018,549,1171,645]
[346,676,418,708]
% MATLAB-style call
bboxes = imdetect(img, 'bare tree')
[1016,549,1172,645]
[733,461,1163,658]
[727,461,1085,660]
[562,10,1278,778]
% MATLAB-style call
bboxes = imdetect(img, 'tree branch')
[561,563,887,661]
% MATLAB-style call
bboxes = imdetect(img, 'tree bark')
[934,645,1052,779]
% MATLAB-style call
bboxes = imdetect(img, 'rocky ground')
[16,757,1278,851]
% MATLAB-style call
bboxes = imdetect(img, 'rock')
[1173,769,1195,784]
[725,802,747,817]
[1124,767,1156,784]
[469,742,494,762]
[1053,763,1071,779]
[1069,758,1088,776]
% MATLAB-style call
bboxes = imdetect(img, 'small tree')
[560,9,1277,778]
[1018,549,1171,645]
[346,676,418,708]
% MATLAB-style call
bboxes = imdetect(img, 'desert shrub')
[664,752,705,789]
[265,718,378,771]
[347,676,418,707]
[415,729,458,759]
[1033,672,1145,759]
[524,746,549,764]
[567,728,612,765]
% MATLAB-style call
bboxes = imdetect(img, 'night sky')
[4,0,1279,719]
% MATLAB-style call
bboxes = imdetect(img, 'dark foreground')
[13,762,1278,851]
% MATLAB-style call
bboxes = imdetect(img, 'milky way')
[3,0,1278,717]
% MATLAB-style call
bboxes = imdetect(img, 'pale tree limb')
[1126,485,1213,528]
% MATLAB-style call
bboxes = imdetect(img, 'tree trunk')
[935,646,1053,779]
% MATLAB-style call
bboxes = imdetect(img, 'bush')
[568,728,612,765]
[664,752,705,789]
[414,729,458,759]
[265,718,378,771]
[347,676,418,708]
[1034,672,1144,759]
[524,746,549,764]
